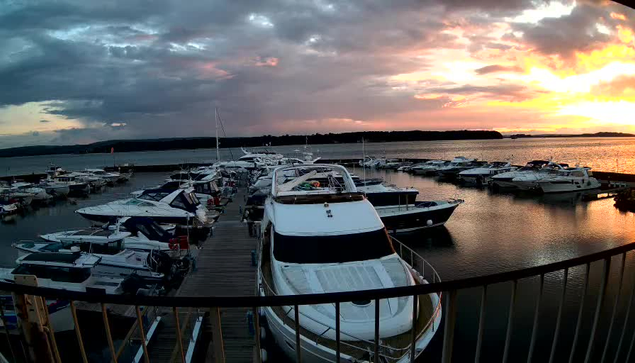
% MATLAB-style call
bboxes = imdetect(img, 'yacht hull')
[263,291,442,363]
[539,180,601,194]
[376,202,460,233]
[76,211,192,225]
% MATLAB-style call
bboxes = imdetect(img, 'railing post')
[527,274,545,363]
[0,301,17,363]
[374,298,380,363]
[475,285,488,363]
[101,303,118,363]
[614,260,635,363]
[584,257,611,363]
[135,306,150,363]
[442,290,458,363]
[41,297,61,363]
[294,304,302,363]
[410,294,418,362]
[70,301,88,363]
[210,307,225,363]
[502,280,518,363]
[569,263,591,363]
[335,302,341,363]
[601,253,626,363]
[549,268,569,363]
[173,307,185,363]
[253,307,262,363]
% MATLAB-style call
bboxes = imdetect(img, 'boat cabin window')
[161,181,182,190]
[571,171,585,177]
[194,182,212,194]
[273,229,395,264]
[139,190,171,202]
[58,241,122,254]
[12,265,91,283]
[170,192,198,212]
[123,218,171,241]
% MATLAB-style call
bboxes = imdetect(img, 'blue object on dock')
[246,310,255,336]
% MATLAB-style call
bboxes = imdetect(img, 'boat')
[258,164,442,363]
[435,157,480,178]
[136,178,221,207]
[508,162,568,191]
[9,182,50,203]
[75,188,208,225]
[410,160,449,176]
[84,168,121,186]
[490,160,557,190]
[357,182,419,206]
[376,200,463,233]
[51,175,91,195]
[359,156,386,168]
[0,253,127,294]
[458,162,517,185]
[535,167,601,193]
[0,201,20,215]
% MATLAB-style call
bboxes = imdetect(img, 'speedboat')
[410,160,449,175]
[258,164,442,362]
[52,175,91,195]
[436,157,480,178]
[76,188,208,226]
[84,168,121,186]
[458,162,516,185]
[491,160,555,190]
[509,162,568,191]
[9,182,50,203]
[357,182,419,206]
[359,156,386,168]
[133,179,221,207]
[24,217,178,252]
[535,167,601,193]
[376,200,463,233]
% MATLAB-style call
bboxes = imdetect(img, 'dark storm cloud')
[0,0,611,147]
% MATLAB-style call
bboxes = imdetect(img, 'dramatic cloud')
[0,0,634,148]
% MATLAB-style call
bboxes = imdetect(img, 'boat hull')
[376,202,460,233]
[365,191,418,207]
[539,180,601,194]
[76,211,192,225]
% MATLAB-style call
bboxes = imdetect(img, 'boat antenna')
[215,107,221,163]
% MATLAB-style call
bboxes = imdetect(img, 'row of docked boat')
[0,166,132,217]
[393,157,601,194]
[255,164,442,362]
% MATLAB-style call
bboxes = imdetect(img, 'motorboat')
[51,175,91,195]
[357,182,419,206]
[0,253,126,294]
[67,171,107,192]
[9,182,50,203]
[359,156,386,168]
[37,180,70,197]
[0,182,33,206]
[30,217,178,252]
[491,160,556,190]
[535,167,601,193]
[410,160,449,176]
[84,168,121,186]
[458,162,517,185]
[76,188,208,225]
[509,162,568,191]
[436,157,480,178]
[258,164,442,362]
[136,179,221,207]
[0,201,20,215]
[376,200,463,233]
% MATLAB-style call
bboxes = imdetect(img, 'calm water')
[1,138,635,361]
[3,137,635,177]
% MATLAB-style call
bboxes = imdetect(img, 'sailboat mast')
[215,107,220,162]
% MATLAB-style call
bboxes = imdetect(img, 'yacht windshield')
[273,229,395,264]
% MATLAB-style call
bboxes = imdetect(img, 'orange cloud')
[610,12,627,21]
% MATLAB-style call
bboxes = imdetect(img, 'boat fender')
[247,310,255,336]
[260,327,267,341]
[260,349,268,362]
[426,220,433,226]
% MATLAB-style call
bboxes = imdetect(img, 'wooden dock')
[147,189,258,362]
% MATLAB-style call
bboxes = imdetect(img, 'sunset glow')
[0,1,634,147]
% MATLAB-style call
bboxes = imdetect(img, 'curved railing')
[2,241,635,363]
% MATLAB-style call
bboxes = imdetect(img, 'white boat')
[258,164,442,363]
[436,157,479,177]
[52,175,91,195]
[359,156,386,168]
[0,202,20,215]
[458,162,517,185]
[509,162,568,191]
[491,160,557,190]
[9,182,50,202]
[76,188,208,225]
[85,168,121,185]
[37,180,70,197]
[410,160,449,175]
[535,167,601,193]
[0,253,125,294]
[376,200,462,233]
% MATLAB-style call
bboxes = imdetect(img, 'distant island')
[508,132,635,139]
[0,130,502,158]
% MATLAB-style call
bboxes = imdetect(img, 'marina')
[2,141,635,362]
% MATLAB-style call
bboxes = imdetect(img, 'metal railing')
[1,241,635,362]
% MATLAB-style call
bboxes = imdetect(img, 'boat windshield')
[12,264,92,283]
[273,229,395,264]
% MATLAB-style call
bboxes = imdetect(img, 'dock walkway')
[147,189,258,363]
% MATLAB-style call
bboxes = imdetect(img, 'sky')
[0,0,634,148]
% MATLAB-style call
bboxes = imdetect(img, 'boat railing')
[2,241,635,362]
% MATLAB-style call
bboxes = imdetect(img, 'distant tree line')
[0,130,503,158]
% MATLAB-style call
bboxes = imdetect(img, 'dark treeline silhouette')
[0,130,502,158]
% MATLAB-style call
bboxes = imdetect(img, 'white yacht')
[535,167,601,193]
[76,188,208,226]
[410,160,449,176]
[458,162,516,185]
[509,162,568,191]
[258,164,442,363]
[0,253,125,294]
[51,175,91,195]
[436,157,479,177]
[9,182,50,203]
[491,160,555,190]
